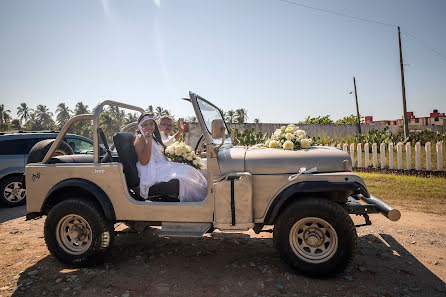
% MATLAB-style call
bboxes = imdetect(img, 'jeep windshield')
[196,97,232,146]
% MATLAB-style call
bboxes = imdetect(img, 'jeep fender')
[264,180,369,225]
[42,178,116,221]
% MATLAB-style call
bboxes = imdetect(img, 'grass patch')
[357,172,446,215]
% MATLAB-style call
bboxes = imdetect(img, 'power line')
[276,0,397,28]
[275,0,446,62]
[402,31,446,61]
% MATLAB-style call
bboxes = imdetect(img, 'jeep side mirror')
[212,119,225,139]
[211,119,225,151]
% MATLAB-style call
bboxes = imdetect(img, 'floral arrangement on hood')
[265,124,313,150]
[164,141,203,170]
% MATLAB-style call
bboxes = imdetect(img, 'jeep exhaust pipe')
[358,194,401,221]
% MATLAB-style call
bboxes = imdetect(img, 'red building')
[365,110,445,127]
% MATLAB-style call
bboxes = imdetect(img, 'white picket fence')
[331,141,444,172]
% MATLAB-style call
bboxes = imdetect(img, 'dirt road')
[0,205,445,297]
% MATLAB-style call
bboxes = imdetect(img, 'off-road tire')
[27,139,73,164]
[44,198,114,266]
[273,197,357,277]
[0,175,26,207]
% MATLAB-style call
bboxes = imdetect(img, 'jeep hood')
[218,146,352,175]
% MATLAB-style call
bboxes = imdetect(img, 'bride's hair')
[137,113,166,149]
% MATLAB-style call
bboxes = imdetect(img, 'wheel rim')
[4,181,26,203]
[289,217,338,264]
[56,214,93,255]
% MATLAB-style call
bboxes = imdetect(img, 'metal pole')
[353,77,361,134]
[398,26,410,139]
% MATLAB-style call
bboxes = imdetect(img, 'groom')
[158,115,186,146]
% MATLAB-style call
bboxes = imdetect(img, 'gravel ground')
[0,205,445,297]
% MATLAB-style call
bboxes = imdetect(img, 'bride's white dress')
[136,140,207,202]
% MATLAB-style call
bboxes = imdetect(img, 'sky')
[0,0,445,123]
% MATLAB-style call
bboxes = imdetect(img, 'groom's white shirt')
[161,132,175,146]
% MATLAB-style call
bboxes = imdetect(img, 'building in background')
[365,109,445,127]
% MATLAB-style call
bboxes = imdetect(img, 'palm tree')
[235,108,248,124]
[146,105,154,114]
[124,113,138,125]
[100,111,117,142]
[10,119,21,130]
[225,110,235,124]
[154,106,165,119]
[0,104,11,125]
[74,102,90,115]
[17,103,33,124]
[56,103,72,128]
[35,105,54,129]
[254,118,260,124]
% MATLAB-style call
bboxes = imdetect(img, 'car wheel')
[44,198,114,266]
[273,197,357,277]
[27,139,73,164]
[0,175,26,207]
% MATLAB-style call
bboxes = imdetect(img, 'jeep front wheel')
[44,198,114,265]
[273,198,357,276]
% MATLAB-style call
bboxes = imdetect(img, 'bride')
[134,114,207,202]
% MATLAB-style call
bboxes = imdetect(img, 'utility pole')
[353,77,361,134]
[398,26,410,139]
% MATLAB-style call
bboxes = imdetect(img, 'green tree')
[0,104,11,125]
[71,102,91,137]
[24,112,39,130]
[225,110,235,124]
[302,115,334,124]
[235,108,248,124]
[154,106,170,119]
[10,119,21,130]
[56,103,72,129]
[74,102,90,115]
[254,118,260,124]
[17,103,33,125]
[124,112,138,125]
[35,104,55,130]
[100,110,118,142]
[335,114,364,125]
[146,105,154,114]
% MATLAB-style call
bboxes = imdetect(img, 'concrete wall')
[183,122,444,147]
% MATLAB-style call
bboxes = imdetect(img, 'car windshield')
[196,98,232,146]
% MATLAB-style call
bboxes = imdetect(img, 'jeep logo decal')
[93,169,105,174]
[32,172,40,182]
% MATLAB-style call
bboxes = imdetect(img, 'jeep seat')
[112,132,180,202]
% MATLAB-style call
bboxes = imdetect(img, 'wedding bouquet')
[265,124,313,150]
[164,141,203,170]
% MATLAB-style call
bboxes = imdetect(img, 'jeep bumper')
[346,194,401,222]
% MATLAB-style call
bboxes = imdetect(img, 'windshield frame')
[189,93,232,147]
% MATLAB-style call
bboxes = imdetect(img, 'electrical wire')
[275,0,446,62]
[276,0,397,27]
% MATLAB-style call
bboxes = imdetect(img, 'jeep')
[25,92,400,276]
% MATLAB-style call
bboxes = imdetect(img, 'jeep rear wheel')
[273,198,357,276]
[44,198,114,265]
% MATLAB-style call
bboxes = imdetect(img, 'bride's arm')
[134,134,152,165]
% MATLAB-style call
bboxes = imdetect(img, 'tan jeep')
[25,92,400,276]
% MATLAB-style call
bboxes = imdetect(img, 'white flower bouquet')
[164,141,203,170]
[265,124,313,150]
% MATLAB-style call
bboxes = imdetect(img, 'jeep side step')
[159,222,212,237]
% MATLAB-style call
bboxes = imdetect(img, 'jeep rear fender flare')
[42,178,115,221]
[264,181,369,225]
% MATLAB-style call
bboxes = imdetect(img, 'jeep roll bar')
[41,100,145,164]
